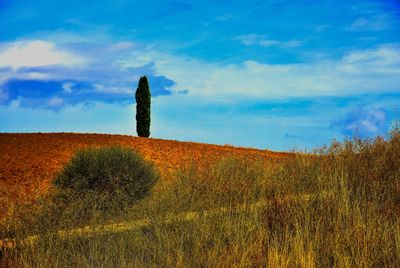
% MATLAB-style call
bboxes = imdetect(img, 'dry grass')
[0,133,289,219]
[1,128,400,267]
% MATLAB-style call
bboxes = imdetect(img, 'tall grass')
[263,127,400,267]
[1,128,400,267]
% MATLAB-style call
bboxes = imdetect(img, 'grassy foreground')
[1,129,400,267]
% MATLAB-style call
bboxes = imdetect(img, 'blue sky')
[1,0,400,150]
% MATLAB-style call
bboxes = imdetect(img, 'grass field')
[1,128,400,267]
[0,132,288,219]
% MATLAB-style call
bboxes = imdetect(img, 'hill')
[2,131,400,267]
[0,133,289,212]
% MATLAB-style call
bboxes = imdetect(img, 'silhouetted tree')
[135,76,151,137]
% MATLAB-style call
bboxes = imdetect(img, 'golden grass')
[1,128,400,267]
[1,190,333,250]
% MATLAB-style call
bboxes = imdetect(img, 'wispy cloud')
[2,38,400,111]
[128,44,400,99]
[333,107,388,138]
[345,14,393,31]
[236,34,302,48]
[215,14,232,21]
[306,24,331,33]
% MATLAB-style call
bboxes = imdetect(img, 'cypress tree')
[135,76,151,137]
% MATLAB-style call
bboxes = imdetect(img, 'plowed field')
[0,133,290,216]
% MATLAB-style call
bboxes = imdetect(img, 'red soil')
[0,133,290,214]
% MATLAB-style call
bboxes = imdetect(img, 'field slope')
[1,131,400,267]
[0,133,288,209]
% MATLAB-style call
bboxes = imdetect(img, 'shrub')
[53,146,159,211]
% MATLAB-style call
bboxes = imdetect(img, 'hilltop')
[0,133,289,207]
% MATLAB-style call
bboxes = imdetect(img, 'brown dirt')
[0,133,290,215]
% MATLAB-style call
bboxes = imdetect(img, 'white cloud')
[341,45,400,67]
[26,72,50,79]
[215,14,232,21]
[345,15,392,31]
[337,107,388,138]
[0,40,85,68]
[107,41,135,52]
[120,44,400,99]
[2,38,399,102]
[94,84,133,94]
[237,34,303,48]
[62,83,74,93]
[48,97,64,107]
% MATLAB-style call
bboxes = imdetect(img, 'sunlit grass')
[1,127,400,267]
